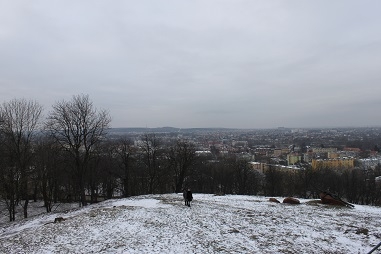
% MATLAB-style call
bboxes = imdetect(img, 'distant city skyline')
[1,1,380,129]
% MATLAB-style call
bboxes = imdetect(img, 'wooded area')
[1,95,381,222]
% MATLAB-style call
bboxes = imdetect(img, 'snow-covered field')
[1,194,381,253]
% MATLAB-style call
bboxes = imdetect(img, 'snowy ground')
[1,194,381,253]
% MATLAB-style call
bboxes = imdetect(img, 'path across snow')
[1,194,380,253]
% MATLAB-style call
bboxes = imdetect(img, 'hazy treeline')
[1,96,380,222]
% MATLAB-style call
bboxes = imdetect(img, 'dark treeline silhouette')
[1,96,381,222]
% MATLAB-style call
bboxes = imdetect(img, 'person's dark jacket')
[186,190,193,201]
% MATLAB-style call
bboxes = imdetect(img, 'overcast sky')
[0,1,380,129]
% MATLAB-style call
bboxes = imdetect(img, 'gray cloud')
[0,0,380,128]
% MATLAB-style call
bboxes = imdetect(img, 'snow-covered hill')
[1,194,380,253]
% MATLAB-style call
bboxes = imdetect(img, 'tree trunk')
[175,179,184,193]
[123,178,129,197]
[33,184,38,202]
[23,199,29,219]
[8,199,16,222]
[106,181,113,199]
[42,181,52,213]
[22,179,29,219]
[81,188,87,207]
[79,176,87,206]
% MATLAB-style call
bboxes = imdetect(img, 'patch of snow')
[0,194,380,253]
[108,198,170,209]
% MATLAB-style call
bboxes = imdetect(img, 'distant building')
[232,141,248,148]
[357,157,381,170]
[312,147,337,154]
[254,147,272,156]
[273,148,290,157]
[248,162,266,174]
[273,149,282,157]
[312,158,355,170]
[195,150,212,156]
[327,152,340,159]
[303,151,314,163]
[287,153,302,165]
[344,147,361,153]
[248,161,303,174]
[281,148,290,154]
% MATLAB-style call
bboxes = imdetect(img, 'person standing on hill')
[185,188,193,207]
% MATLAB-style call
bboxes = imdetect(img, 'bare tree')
[95,141,119,199]
[264,165,284,196]
[232,159,250,195]
[34,135,63,212]
[139,133,161,194]
[0,145,18,221]
[114,138,136,197]
[168,139,196,193]
[0,98,43,220]
[46,94,111,206]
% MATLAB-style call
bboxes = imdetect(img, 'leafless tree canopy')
[0,98,43,220]
[46,94,111,154]
[45,94,111,206]
[169,140,196,193]
[0,98,42,147]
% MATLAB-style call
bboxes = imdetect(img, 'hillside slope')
[1,194,380,253]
